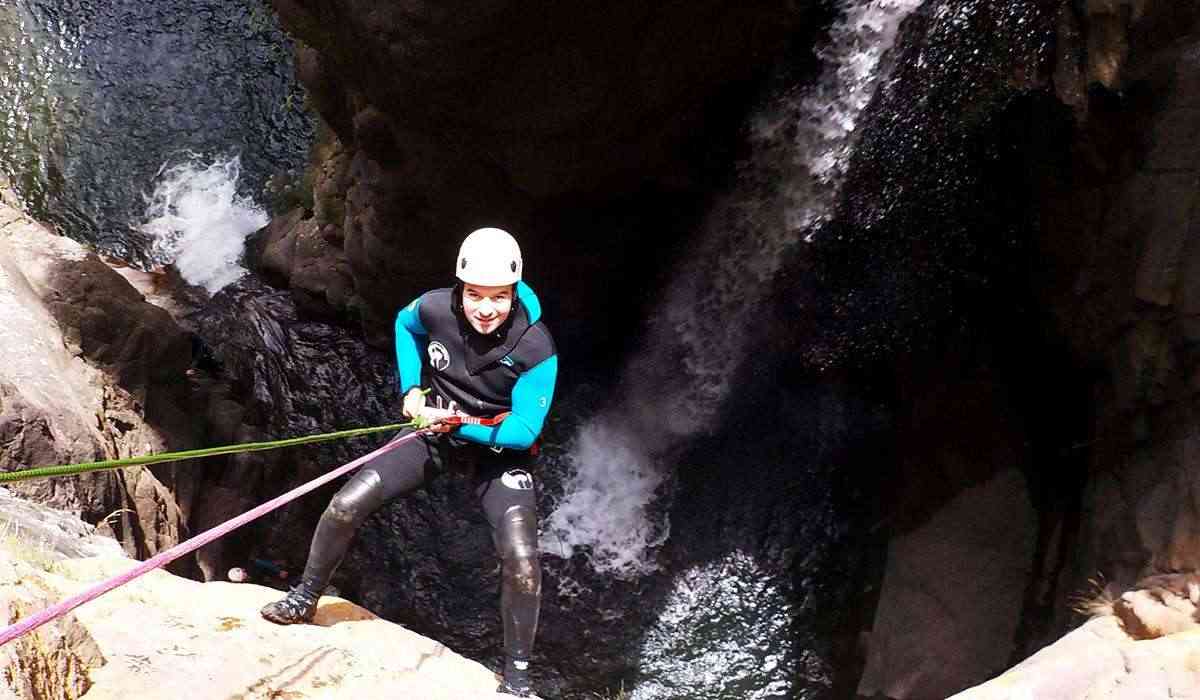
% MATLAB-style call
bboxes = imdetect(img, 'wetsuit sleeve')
[456,354,557,449]
[394,296,427,393]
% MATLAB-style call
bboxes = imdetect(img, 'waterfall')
[138,155,268,294]
[0,0,309,260]
[543,0,924,578]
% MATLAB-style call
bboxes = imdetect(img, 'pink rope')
[0,430,425,647]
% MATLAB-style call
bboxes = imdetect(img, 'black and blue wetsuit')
[296,281,557,667]
[394,280,557,447]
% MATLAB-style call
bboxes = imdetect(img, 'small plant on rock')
[1069,573,1116,618]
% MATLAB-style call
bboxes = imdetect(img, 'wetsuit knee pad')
[497,505,541,595]
[505,554,542,596]
[325,469,385,527]
[496,505,539,560]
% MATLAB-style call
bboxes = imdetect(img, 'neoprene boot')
[496,656,533,697]
[259,583,319,625]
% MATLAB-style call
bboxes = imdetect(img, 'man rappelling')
[259,227,557,698]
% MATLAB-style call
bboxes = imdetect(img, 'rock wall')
[858,470,1036,699]
[842,0,1200,697]
[181,276,400,586]
[0,195,200,562]
[1035,1,1200,633]
[262,0,817,335]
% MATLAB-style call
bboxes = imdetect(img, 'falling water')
[139,155,269,294]
[0,0,309,261]
[544,0,925,578]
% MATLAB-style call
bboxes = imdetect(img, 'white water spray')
[631,551,800,699]
[541,418,671,576]
[543,0,923,578]
[139,155,267,293]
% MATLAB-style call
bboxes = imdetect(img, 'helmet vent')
[510,261,517,272]
[461,258,468,269]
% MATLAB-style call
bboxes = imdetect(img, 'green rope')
[0,421,420,484]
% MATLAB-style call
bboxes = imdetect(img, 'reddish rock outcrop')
[0,197,201,562]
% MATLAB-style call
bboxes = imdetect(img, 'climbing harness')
[0,405,510,647]
[443,411,510,427]
[411,410,509,430]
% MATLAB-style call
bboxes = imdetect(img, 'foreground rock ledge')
[951,616,1200,700]
[1,553,537,699]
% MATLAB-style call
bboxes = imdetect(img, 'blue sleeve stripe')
[456,415,538,449]
[397,297,427,334]
[394,297,427,393]
[515,281,542,324]
[455,354,557,449]
[510,354,556,435]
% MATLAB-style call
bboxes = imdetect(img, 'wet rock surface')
[182,275,398,580]
[821,1,1200,697]
[1026,0,1200,646]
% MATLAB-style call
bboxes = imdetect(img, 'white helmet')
[456,227,523,286]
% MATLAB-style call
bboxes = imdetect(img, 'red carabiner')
[440,411,510,427]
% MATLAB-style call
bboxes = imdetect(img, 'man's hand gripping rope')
[403,387,509,432]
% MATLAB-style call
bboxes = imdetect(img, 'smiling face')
[462,282,514,335]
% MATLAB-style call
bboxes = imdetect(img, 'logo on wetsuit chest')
[428,341,451,372]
